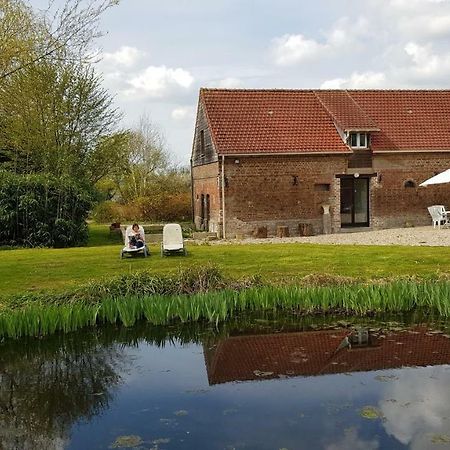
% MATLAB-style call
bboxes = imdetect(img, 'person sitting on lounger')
[129,223,145,249]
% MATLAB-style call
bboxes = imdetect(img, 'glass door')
[340,177,369,227]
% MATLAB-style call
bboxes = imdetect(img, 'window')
[349,132,368,148]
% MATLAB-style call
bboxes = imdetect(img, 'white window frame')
[349,132,368,149]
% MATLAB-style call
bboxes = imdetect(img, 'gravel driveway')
[210,226,450,247]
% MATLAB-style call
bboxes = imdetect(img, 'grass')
[1,223,449,339]
[0,223,448,298]
[2,277,450,338]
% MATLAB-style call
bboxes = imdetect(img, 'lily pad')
[430,434,450,444]
[110,435,143,448]
[360,406,383,420]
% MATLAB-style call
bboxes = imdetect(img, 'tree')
[0,330,128,450]
[0,60,122,182]
[0,0,119,81]
[121,116,170,201]
[0,0,38,79]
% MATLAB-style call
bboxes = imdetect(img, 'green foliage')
[0,62,121,182]
[92,116,192,223]
[0,0,119,81]
[0,0,39,78]
[2,263,450,338]
[0,171,93,247]
[91,200,124,223]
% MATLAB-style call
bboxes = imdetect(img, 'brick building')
[191,89,450,238]
[203,327,450,385]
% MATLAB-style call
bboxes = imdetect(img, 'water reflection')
[0,331,128,450]
[205,325,450,384]
[1,315,450,450]
[380,366,450,449]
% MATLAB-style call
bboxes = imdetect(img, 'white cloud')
[271,34,327,65]
[403,42,450,80]
[327,16,370,48]
[171,106,194,120]
[217,77,243,88]
[103,46,145,68]
[368,0,450,39]
[399,14,450,37]
[270,16,371,66]
[325,428,379,450]
[379,366,450,449]
[321,71,386,89]
[389,0,448,10]
[125,65,194,98]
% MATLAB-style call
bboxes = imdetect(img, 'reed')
[1,275,450,339]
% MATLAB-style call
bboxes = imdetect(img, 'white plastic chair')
[427,205,450,229]
[121,225,149,258]
[161,223,187,256]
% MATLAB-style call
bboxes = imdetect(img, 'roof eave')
[373,149,450,154]
[344,127,381,132]
[217,150,352,156]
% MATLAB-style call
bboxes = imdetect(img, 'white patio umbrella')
[419,169,450,187]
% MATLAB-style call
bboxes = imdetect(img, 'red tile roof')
[314,90,379,131]
[200,89,349,154]
[350,90,450,151]
[200,89,450,154]
[204,327,450,385]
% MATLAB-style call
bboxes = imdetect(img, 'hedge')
[0,171,93,247]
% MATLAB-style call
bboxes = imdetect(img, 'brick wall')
[192,162,221,234]
[191,151,450,238]
[223,155,348,237]
[372,153,450,228]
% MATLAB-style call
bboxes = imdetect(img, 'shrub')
[91,200,124,223]
[93,192,192,223]
[0,171,93,247]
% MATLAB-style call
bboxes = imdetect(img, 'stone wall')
[222,154,347,237]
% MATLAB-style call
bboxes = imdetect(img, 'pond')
[2,313,450,449]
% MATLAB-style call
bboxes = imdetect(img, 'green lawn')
[0,224,448,298]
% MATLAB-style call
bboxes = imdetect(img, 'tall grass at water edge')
[1,272,450,338]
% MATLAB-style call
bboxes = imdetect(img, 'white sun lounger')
[120,225,149,258]
[161,223,187,256]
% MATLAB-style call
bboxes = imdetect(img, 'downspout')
[190,158,195,225]
[221,154,226,239]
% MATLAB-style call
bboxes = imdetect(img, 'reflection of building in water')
[203,327,450,385]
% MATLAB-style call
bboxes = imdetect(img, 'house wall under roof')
[191,89,450,238]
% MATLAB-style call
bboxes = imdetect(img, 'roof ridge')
[200,87,450,93]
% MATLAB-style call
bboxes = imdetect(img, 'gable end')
[191,99,218,167]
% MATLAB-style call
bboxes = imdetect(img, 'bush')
[0,171,93,247]
[91,200,124,223]
[93,192,192,223]
[132,192,191,221]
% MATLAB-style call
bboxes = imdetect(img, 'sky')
[30,0,450,164]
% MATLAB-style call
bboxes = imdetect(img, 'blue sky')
[30,0,450,163]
